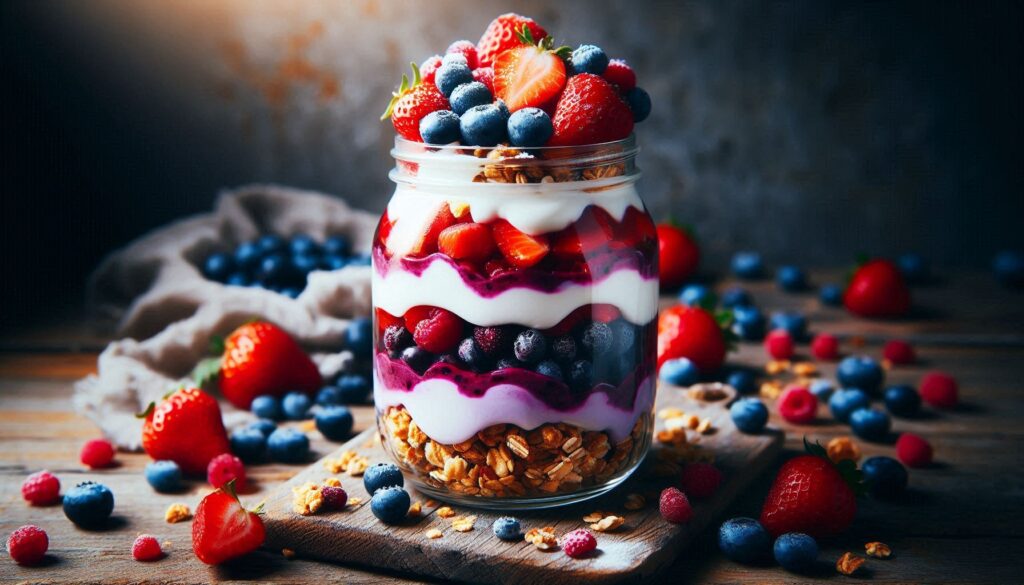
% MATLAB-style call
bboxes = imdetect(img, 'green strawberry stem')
[515,24,571,60]
[803,437,867,497]
[135,402,155,419]
[222,478,266,515]
[380,62,422,121]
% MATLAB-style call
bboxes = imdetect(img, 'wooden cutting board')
[262,383,783,584]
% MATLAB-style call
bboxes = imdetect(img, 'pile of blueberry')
[201,233,369,298]
[226,419,313,464]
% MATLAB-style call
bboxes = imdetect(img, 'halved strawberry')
[438,223,496,263]
[403,306,435,335]
[192,480,265,565]
[476,13,548,68]
[382,63,451,142]
[550,207,617,258]
[549,74,634,146]
[375,308,404,335]
[492,219,550,269]
[493,28,568,113]
[387,203,457,258]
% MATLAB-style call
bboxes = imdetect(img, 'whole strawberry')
[192,480,265,565]
[844,259,911,318]
[656,224,700,290]
[219,321,322,410]
[141,387,230,475]
[760,439,862,538]
[476,13,548,68]
[549,74,634,146]
[381,63,451,142]
[657,305,729,372]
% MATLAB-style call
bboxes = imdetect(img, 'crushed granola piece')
[292,482,324,515]
[506,434,530,459]
[658,407,685,419]
[793,362,818,377]
[323,477,341,487]
[760,380,783,399]
[582,511,608,523]
[425,528,443,539]
[282,548,296,560]
[437,506,456,518]
[836,552,866,575]
[525,526,558,551]
[408,501,422,517]
[589,515,625,532]
[300,420,316,432]
[696,417,714,434]
[323,450,360,474]
[164,503,192,523]
[451,515,477,532]
[766,360,791,375]
[624,493,646,510]
[346,496,363,507]
[827,436,862,463]
[347,456,369,477]
[865,542,892,559]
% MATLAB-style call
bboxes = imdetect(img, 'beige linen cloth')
[73,185,378,449]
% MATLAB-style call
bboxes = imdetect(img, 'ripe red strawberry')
[657,305,728,372]
[392,202,457,258]
[419,55,443,84]
[219,321,322,409]
[412,307,463,353]
[476,13,548,68]
[446,40,478,69]
[192,480,265,565]
[141,387,230,475]
[382,63,451,142]
[549,74,634,146]
[617,205,658,248]
[493,34,568,112]
[492,219,550,269]
[760,440,861,538]
[375,308,403,335]
[472,67,494,92]
[550,207,616,257]
[656,224,700,289]
[403,305,436,335]
[603,59,636,92]
[438,223,496,263]
[844,259,911,318]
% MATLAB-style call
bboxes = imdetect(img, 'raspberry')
[778,386,818,424]
[446,40,479,69]
[810,333,839,361]
[206,453,246,490]
[6,525,48,566]
[473,326,508,356]
[895,433,933,468]
[560,528,597,558]
[764,329,795,360]
[321,486,348,510]
[659,487,693,524]
[920,371,958,408]
[419,55,443,84]
[679,462,723,499]
[80,438,115,469]
[21,471,60,506]
[602,59,636,92]
[412,308,464,354]
[131,534,163,562]
[883,339,916,365]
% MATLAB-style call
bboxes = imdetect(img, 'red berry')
[765,329,795,360]
[321,486,348,510]
[207,453,246,491]
[679,462,723,499]
[549,74,634,146]
[445,40,478,69]
[896,432,933,468]
[919,371,958,409]
[602,59,636,92]
[657,305,727,372]
[844,259,911,318]
[387,77,451,142]
[494,44,567,113]
[760,453,857,538]
[492,219,550,269]
[21,471,60,506]
[419,55,443,84]
[192,484,266,565]
[659,487,693,524]
[412,308,464,354]
[810,333,840,361]
[218,321,322,410]
[778,386,817,424]
[560,528,597,558]
[883,339,916,365]
[6,525,48,566]
[141,387,232,475]
[132,534,164,562]
[80,439,115,469]
[438,223,496,263]
[656,224,700,289]
[472,67,494,92]
[476,13,548,68]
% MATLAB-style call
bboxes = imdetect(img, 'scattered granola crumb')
[793,362,818,377]
[865,542,892,559]
[300,420,316,432]
[323,477,341,487]
[282,548,296,560]
[292,482,324,515]
[424,499,439,507]
[451,515,477,532]
[589,515,625,532]
[827,436,862,463]
[347,456,369,477]
[582,511,608,523]
[324,450,360,474]
[408,501,423,517]
[760,380,783,399]
[437,506,456,518]
[658,407,685,419]
[766,360,791,375]
[425,528,443,539]
[165,503,192,523]
[837,552,866,575]
[525,526,558,551]
[696,417,714,434]
[346,496,363,507]
[624,493,646,510]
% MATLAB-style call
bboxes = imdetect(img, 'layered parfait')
[374,13,656,506]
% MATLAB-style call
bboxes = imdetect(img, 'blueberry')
[401,346,435,374]
[769,311,807,341]
[993,250,1024,287]
[266,428,310,463]
[660,357,700,386]
[569,44,609,75]
[315,405,354,441]
[536,360,564,382]
[773,533,819,572]
[348,254,371,266]
[580,322,613,356]
[335,374,370,403]
[680,284,716,308]
[419,110,462,145]
[289,234,320,257]
[316,385,342,406]
[449,82,492,117]
[292,253,320,275]
[569,360,594,391]
[727,370,756,394]
[829,388,870,423]
[144,460,183,493]
[226,272,250,287]
[492,516,522,540]
[506,107,553,147]
[513,329,548,364]
[363,462,404,495]
[898,253,930,284]
[370,485,410,524]
[837,355,884,395]
[496,357,523,370]
[323,235,351,258]
[248,418,277,437]
[457,337,489,371]
[322,255,348,270]
[730,398,769,433]
[732,305,766,341]
[251,395,282,420]
[494,99,510,119]
[625,87,651,123]
[202,253,234,282]
[257,234,287,254]
[459,104,508,147]
[721,287,752,309]
[819,283,843,306]
[611,321,637,353]
[776,265,807,292]
[229,428,267,463]
[718,517,770,564]
[861,456,908,498]
[441,53,468,67]
[850,408,891,442]
[258,254,293,284]
[551,335,578,363]
[281,392,312,420]
[63,481,114,529]
[884,384,921,417]
[344,317,373,357]
[809,379,835,401]
[435,62,473,97]
[234,241,262,271]
[383,325,413,354]
[731,251,764,279]
[280,287,302,299]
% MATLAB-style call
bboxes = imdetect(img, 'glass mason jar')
[372,136,658,509]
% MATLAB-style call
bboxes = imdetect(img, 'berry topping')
[764,329,795,360]
[535,360,564,381]
[507,107,554,147]
[810,333,839,361]
[21,471,60,506]
[718,517,770,564]
[383,325,414,354]
[861,456,908,498]
[419,55,443,84]
[492,517,522,540]
[472,66,495,92]
[449,81,493,116]
[434,60,474,98]
[560,528,597,558]
[401,346,435,374]
[659,487,693,524]
[570,44,609,75]
[730,398,768,433]
[549,73,634,146]
[473,326,510,356]
[773,533,819,573]
[919,371,959,408]
[602,59,636,91]
[207,453,246,491]
[569,360,594,391]
[513,329,548,364]
[849,408,891,442]
[445,40,479,69]
[370,486,411,524]
[882,339,916,365]
[656,224,700,289]
[679,462,723,499]
[492,219,550,268]
[315,405,354,441]
[132,534,164,562]
[778,386,817,424]
[550,335,578,363]
[145,460,184,493]
[413,307,464,353]
[459,103,509,146]
[624,87,651,122]
[80,438,115,469]
[580,321,613,355]
[6,525,48,566]
[438,223,497,263]
[63,481,115,529]
[321,486,348,510]
[192,481,266,565]
[383,63,451,142]
[419,110,461,145]
[884,384,921,417]
[364,462,405,495]
[844,259,911,318]
[895,432,933,467]
[476,13,548,68]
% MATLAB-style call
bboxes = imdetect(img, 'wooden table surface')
[1,270,1023,584]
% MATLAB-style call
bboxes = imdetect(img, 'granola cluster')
[380,406,650,499]
[467,146,627,185]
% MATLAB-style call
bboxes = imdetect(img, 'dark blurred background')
[2,0,1022,330]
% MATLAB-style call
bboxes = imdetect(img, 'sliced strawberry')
[382,63,450,142]
[492,219,550,269]
[438,223,496,263]
[192,481,265,565]
[472,67,494,93]
[374,209,394,251]
[603,59,636,92]
[485,257,511,277]
[592,304,622,323]
[412,308,464,353]
[494,43,567,112]
[476,13,548,68]
[399,203,457,258]
[550,228,583,258]
[618,205,657,247]
[576,206,617,254]
[549,74,634,146]
[403,306,435,335]
[375,308,403,334]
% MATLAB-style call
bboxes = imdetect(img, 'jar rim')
[393,134,637,155]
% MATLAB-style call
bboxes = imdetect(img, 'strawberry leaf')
[803,436,829,459]
[208,335,225,356]
[134,402,155,420]
[804,437,866,496]
[191,356,223,391]
[516,23,535,46]
[380,63,421,121]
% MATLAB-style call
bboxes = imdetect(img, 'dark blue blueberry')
[258,254,293,284]
[506,107,553,147]
[884,384,921,417]
[459,104,508,147]
[316,385,343,406]
[281,391,312,420]
[732,305,766,341]
[364,462,404,494]
[250,395,282,420]
[829,388,870,423]
[861,456,908,498]
[449,82,492,116]
[335,374,370,403]
[401,346,435,374]
[323,235,351,258]
[551,335,578,363]
[281,287,302,299]
[492,516,522,541]
[347,254,371,266]
[849,408,891,442]
[434,62,474,97]
[202,253,234,282]
[457,338,488,371]
[776,265,807,292]
[144,460,183,493]
[63,481,114,528]
[769,311,807,341]
[321,255,348,270]
[625,87,651,123]
[494,99,510,119]
[773,533,819,572]
[248,418,277,437]
[289,234,320,256]
[370,486,410,524]
[496,357,523,370]
[660,357,700,386]
[230,428,267,463]
[257,234,287,255]
[809,379,835,401]
[292,253,320,275]
[570,44,609,75]
[419,110,462,145]
[993,250,1024,288]
[569,360,594,391]
[344,318,373,357]
[226,272,250,287]
[727,370,757,394]
[315,405,354,441]
[234,241,262,271]
[898,252,930,284]
[611,321,636,353]
[383,325,413,354]
[535,360,564,382]
[266,428,309,463]
[514,329,548,364]
[730,398,769,433]
[731,251,764,279]
[837,355,884,395]
[441,53,468,67]
[680,284,716,309]
[718,517,770,564]
[819,283,843,306]
[721,287,753,309]
[580,322,613,356]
